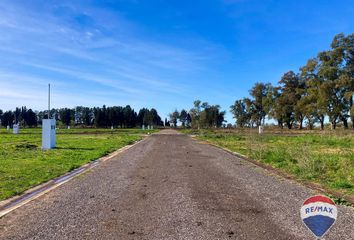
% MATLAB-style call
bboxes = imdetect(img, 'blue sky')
[0,0,353,123]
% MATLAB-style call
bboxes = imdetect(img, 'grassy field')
[0,128,157,201]
[181,128,354,197]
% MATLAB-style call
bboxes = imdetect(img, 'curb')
[0,138,146,218]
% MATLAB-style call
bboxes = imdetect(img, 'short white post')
[142,125,145,130]
[258,125,264,134]
[7,125,10,130]
[13,124,19,134]
[42,119,56,149]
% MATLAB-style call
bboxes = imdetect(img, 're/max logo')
[305,206,334,214]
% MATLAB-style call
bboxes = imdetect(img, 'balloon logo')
[300,195,337,238]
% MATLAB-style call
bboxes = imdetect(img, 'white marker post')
[258,125,264,134]
[42,84,56,150]
[13,124,19,134]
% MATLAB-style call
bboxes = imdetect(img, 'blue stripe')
[303,215,335,237]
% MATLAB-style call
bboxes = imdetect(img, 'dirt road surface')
[0,129,353,239]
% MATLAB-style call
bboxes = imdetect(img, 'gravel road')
[0,129,353,240]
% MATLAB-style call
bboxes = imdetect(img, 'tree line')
[0,105,164,128]
[230,33,354,130]
[169,100,225,128]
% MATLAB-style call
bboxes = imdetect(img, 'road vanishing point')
[0,130,353,240]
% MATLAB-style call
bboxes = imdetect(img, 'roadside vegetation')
[181,128,354,197]
[170,32,354,200]
[0,128,155,201]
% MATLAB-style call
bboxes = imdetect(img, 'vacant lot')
[181,129,354,197]
[0,128,156,200]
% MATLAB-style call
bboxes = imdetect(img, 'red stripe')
[303,195,335,205]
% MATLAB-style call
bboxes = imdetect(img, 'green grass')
[181,128,354,196]
[0,128,156,200]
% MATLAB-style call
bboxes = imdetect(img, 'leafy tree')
[150,108,163,126]
[230,98,251,127]
[169,110,179,127]
[123,105,136,128]
[186,113,192,127]
[1,111,14,127]
[275,71,302,129]
[179,109,188,127]
[299,58,326,129]
[330,33,354,128]
[164,118,170,127]
[189,100,201,129]
[318,49,347,129]
[24,109,37,127]
[249,82,273,126]
[59,108,73,127]
[82,107,93,126]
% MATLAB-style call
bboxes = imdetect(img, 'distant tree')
[137,108,148,127]
[299,58,326,129]
[190,100,201,129]
[179,109,188,127]
[1,111,14,127]
[123,105,136,128]
[318,49,347,129]
[275,71,302,129]
[230,99,251,127]
[82,107,93,126]
[59,108,72,127]
[186,113,192,127]
[249,82,273,126]
[0,109,3,126]
[14,107,21,124]
[24,109,37,127]
[328,33,354,128]
[150,108,163,126]
[169,110,179,127]
[164,118,170,127]
[200,104,225,128]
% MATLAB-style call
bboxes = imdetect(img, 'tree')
[169,110,179,127]
[249,82,273,126]
[200,104,225,128]
[299,58,326,129]
[123,105,136,128]
[318,49,346,129]
[189,100,201,129]
[82,107,93,126]
[1,111,14,127]
[164,118,170,127]
[186,113,192,127]
[150,108,163,126]
[59,108,73,127]
[179,109,188,127]
[330,33,354,128]
[275,71,302,129]
[24,109,37,127]
[230,98,251,127]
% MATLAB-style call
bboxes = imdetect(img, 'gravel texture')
[0,129,353,239]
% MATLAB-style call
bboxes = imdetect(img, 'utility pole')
[48,84,50,119]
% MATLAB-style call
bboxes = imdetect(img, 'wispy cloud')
[0,0,225,117]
